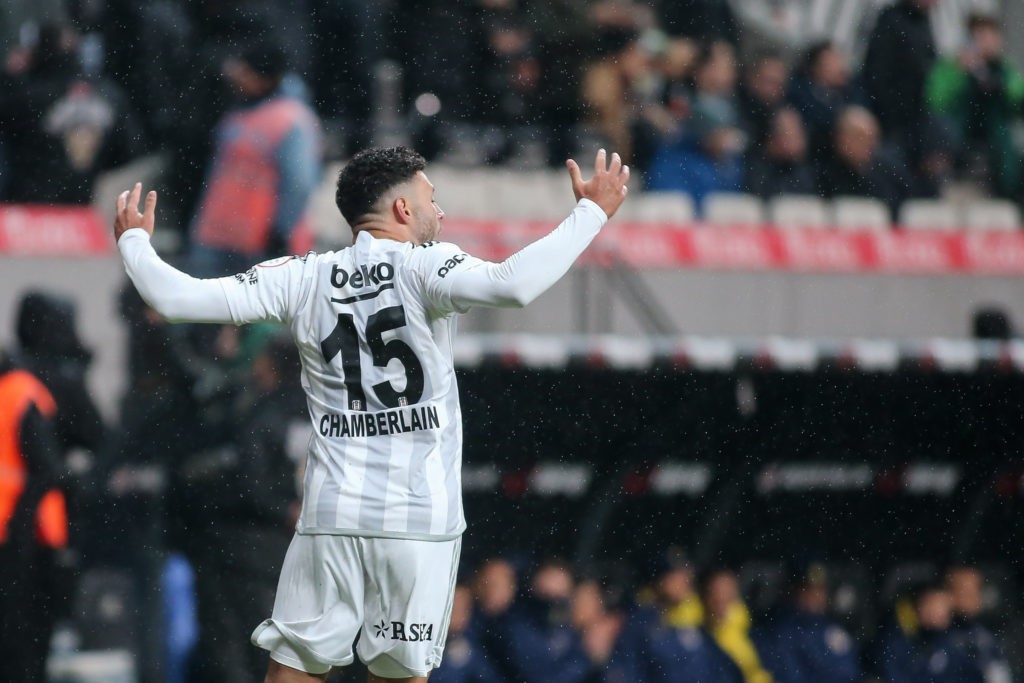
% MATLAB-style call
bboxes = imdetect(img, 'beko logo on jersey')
[329,263,396,304]
[436,253,468,278]
[331,263,395,289]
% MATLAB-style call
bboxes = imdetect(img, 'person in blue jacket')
[646,96,745,215]
[604,547,743,683]
[945,566,1016,683]
[432,583,504,683]
[755,563,861,683]
[476,557,593,683]
[876,581,980,683]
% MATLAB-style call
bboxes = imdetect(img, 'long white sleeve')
[118,229,237,323]
[442,198,607,310]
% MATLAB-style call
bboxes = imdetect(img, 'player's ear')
[393,196,414,225]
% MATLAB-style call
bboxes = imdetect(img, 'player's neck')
[353,221,415,244]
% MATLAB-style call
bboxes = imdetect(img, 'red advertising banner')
[440,218,1024,275]
[4,205,1024,275]
[0,205,112,256]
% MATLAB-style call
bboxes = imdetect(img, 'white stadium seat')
[899,199,961,231]
[618,191,696,225]
[768,195,830,229]
[963,200,1021,232]
[703,192,765,227]
[832,196,891,231]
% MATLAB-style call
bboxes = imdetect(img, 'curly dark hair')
[335,146,427,226]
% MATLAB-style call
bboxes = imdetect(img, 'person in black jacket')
[861,0,938,157]
[816,106,912,220]
[182,332,306,683]
[15,291,106,461]
[0,350,70,683]
[745,107,816,199]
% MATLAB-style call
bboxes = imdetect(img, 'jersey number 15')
[320,305,425,410]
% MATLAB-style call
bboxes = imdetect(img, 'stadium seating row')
[309,163,1023,237]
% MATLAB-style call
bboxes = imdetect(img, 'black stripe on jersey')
[331,283,396,305]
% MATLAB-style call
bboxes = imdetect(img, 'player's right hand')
[566,149,630,219]
[114,182,157,241]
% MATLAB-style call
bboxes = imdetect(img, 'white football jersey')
[119,198,607,541]
[220,233,484,540]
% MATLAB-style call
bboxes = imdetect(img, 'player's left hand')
[114,182,157,241]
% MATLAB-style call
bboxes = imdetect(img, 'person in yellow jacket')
[702,568,773,683]
[0,349,70,683]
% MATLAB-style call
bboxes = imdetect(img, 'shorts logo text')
[374,619,434,642]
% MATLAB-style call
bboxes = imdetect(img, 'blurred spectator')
[755,563,861,683]
[0,20,143,204]
[605,547,743,683]
[15,291,105,461]
[787,41,865,160]
[646,95,744,212]
[861,0,938,157]
[571,577,625,671]
[906,114,956,199]
[99,284,211,680]
[581,28,652,166]
[737,51,790,157]
[944,566,1016,683]
[187,37,322,277]
[309,0,390,152]
[0,350,70,683]
[74,0,193,147]
[816,106,911,219]
[647,40,743,206]
[432,584,504,683]
[477,557,593,683]
[876,582,977,683]
[926,13,1024,199]
[657,0,739,45]
[473,9,548,163]
[744,107,816,199]
[702,568,772,683]
[179,333,305,683]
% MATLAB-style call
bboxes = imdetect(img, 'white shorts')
[251,533,461,678]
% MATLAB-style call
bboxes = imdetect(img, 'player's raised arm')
[439,149,629,310]
[115,183,305,325]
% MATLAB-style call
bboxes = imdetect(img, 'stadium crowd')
[1,0,1024,232]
